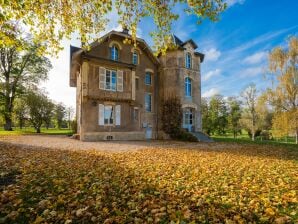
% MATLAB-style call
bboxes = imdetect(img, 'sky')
[42,0,298,108]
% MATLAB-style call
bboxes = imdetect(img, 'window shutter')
[115,105,121,125]
[117,70,123,92]
[98,104,104,125]
[99,67,106,90]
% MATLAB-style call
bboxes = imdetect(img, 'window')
[104,105,114,125]
[145,93,152,112]
[185,53,192,69]
[145,72,152,85]
[133,108,139,120]
[185,77,192,97]
[105,70,117,91]
[110,45,119,61]
[132,51,138,65]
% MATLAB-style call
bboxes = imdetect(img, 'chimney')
[122,27,129,34]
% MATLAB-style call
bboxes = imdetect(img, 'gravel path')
[0,135,226,152]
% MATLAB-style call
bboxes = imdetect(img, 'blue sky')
[43,0,298,107]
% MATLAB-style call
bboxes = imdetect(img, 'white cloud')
[203,69,221,81]
[243,51,267,64]
[225,0,245,7]
[204,48,221,61]
[202,88,220,98]
[240,66,264,78]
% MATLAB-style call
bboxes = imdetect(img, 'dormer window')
[185,53,192,69]
[132,51,138,65]
[110,45,119,61]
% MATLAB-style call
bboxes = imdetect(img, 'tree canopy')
[0,0,226,55]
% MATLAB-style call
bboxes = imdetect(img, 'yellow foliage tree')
[267,36,298,144]
[0,0,226,55]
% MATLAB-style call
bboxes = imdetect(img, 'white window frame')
[104,105,114,125]
[105,69,117,91]
[111,45,119,61]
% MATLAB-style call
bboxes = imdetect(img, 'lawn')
[0,127,73,136]
[0,141,297,223]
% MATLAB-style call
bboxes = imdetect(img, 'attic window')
[110,45,119,61]
[132,51,138,65]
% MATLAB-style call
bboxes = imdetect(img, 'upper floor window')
[145,93,152,112]
[110,45,119,61]
[105,70,117,91]
[185,53,192,69]
[145,72,152,85]
[132,51,138,65]
[185,77,192,97]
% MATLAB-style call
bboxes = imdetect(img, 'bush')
[161,96,197,142]
[173,129,198,142]
[71,119,77,134]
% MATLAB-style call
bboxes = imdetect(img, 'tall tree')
[201,97,212,135]
[13,97,28,129]
[0,24,52,130]
[266,36,298,144]
[0,1,226,55]
[241,83,258,141]
[43,100,55,130]
[55,103,66,129]
[227,97,242,139]
[209,95,228,135]
[26,91,52,133]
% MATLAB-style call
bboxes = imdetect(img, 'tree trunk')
[36,127,41,133]
[4,117,13,131]
[252,132,255,141]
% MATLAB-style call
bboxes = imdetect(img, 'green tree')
[55,103,66,129]
[26,91,52,133]
[240,83,258,141]
[227,97,242,139]
[13,97,28,129]
[43,100,55,130]
[209,95,228,135]
[0,24,52,130]
[201,97,212,135]
[0,0,226,55]
[266,36,298,144]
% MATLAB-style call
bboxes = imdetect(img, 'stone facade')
[70,31,204,141]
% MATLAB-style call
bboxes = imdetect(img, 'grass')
[0,127,73,136]
[0,141,297,223]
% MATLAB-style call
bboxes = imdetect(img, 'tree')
[266,36,298,144]
[201,97,212,135]
[1,1,226,55]
[240,83,258,141]
[227,97,242,138]
[13,97,28,129]
[209,95,228,135]
[0,24,52,130]
[43,100,55,130]
[66,106,75,130]
[26,91,52,133]
[55,103,66,129]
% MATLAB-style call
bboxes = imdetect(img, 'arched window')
[185,53,191,69]
[132,51,138,65]
[110,45,119,61]
[185,77,192,97]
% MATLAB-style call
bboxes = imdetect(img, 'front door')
[146,127,152,139]
[183,108,193,132]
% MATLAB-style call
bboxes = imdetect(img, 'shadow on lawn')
[1,142,295,223]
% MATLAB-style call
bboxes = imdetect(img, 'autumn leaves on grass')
[0,143,297,223]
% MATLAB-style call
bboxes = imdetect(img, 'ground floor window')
[104,105,114,125]
[99,104,121,126]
